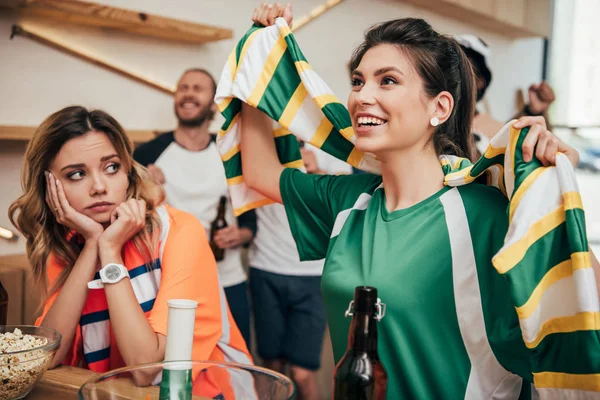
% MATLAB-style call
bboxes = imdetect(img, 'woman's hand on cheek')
[98,199,146,259]
[45,171,104,242]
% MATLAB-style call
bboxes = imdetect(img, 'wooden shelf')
[0,125,158,143]
[0,0,233,44]
[10,25,176,95]
[400,0,551,38]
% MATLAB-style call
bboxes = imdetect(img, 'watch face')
[105,265,121,281]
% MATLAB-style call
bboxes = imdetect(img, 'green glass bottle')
[159,366,193,400]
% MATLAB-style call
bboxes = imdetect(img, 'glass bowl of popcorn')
[0,326,61,400]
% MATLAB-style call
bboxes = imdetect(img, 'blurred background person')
[456,34,556,155]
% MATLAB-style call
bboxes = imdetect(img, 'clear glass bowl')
[0,325,61,400]
[78,360,296,400]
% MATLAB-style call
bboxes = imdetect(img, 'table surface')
[27,366,210,399]
[27,366,97,399]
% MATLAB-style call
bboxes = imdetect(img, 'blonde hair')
[9,106,165,298]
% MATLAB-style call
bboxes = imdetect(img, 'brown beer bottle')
[333,286,388,400]
[209,196,228,262]
[0,279,8,325]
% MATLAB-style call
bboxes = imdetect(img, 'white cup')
[164,299,198,364]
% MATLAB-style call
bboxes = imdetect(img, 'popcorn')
[1,328,51,399]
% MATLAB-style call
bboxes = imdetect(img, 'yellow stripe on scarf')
[516,254,592,319]
[509,168,550,222]
[279,84,309,127]
[347,147,363,168]
[309,118,334,148]
[533,371,600,392]
[221,145,240,162]
[218,114,240,137]
[563,191,584,211]
[234,198,274,216]
[525,311,600,349]
[494,207,565,274]
[247,34,288,107]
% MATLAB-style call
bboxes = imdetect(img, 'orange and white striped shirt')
[36,205,252,399]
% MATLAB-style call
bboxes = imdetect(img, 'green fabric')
[280,169,531,399]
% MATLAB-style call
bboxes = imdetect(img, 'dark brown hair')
[350,18,476,160]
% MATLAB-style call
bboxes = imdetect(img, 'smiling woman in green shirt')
[239,3,598,399]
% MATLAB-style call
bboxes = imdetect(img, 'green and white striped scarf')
[215,19,600,393]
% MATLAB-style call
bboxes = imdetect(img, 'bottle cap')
[353,286,378,313]
[167,299,198,309]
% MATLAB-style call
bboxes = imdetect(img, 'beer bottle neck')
[347,311,378,354]
[216,198,227,219]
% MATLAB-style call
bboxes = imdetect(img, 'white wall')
[0,0,544,255]
[550,0,600,126]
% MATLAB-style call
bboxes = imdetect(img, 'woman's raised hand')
[252,2,293,27]
[513,116,579,168]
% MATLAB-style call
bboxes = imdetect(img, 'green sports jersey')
[280,168,534,399]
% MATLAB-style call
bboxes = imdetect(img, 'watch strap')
[88,279,104,289]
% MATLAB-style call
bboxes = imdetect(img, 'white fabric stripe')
[229,181,272,211]
[488,165,501,189]
[217,277,230,345]
[157,205,169,261]
[230,24,279,103]
[556,153,580,194]
[489,121,512,150]
[130,268,162,305]
[330,191,377,238]
[214,54,233,104]
[82,320,110,354]
[520,268,600,343]
[216,275,253,365]
[356,151,381,173]
[299,68,335,99]
[498,169,560,253]
[440,154,462,168]
[288,94,326,143]
[219,344,255,398]
[218,123,240,156]
[218,357,258,400]
[502,126,516,198]
[440,188,522,399]
[536,388,600,399]
[532,384,540,400]
[215,276,254,399]
[219,342,252,365]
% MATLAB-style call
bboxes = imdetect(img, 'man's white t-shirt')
[134,133,247,287]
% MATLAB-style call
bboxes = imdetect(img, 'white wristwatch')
[88,263,129,289]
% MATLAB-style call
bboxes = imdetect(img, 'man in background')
[133,68,255,347]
